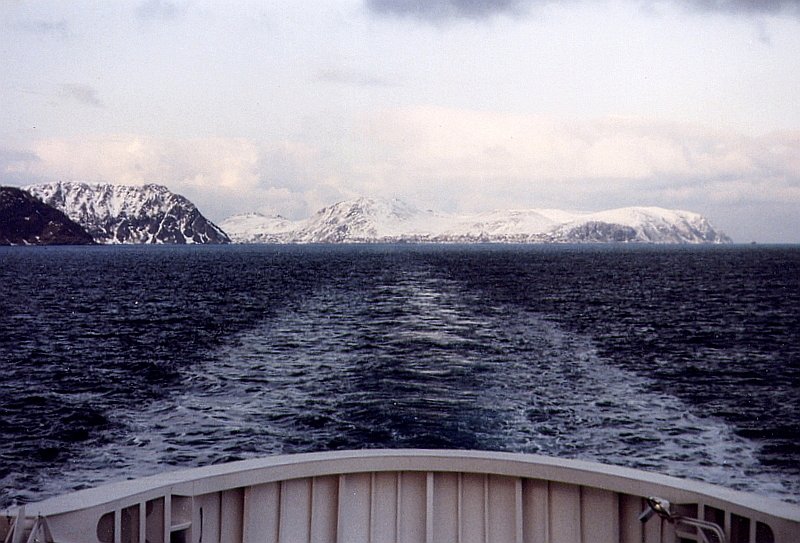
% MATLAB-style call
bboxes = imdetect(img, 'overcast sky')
[2,0,799,241]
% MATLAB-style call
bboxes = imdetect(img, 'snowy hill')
[222,198,441,243]
[25,182,230,244]
[294,197,446,242]
[219,212,298,243]
[223,197,732,244]
[543,207,728,243]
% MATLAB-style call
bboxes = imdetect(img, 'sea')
[0,244,798,509]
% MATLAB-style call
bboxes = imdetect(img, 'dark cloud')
[681,0,800,15]
[18,19,71,39]
[318,68,396,88]
[365,0,531,21]
[61,84,104,108]
[0,148,41,185]
[0,149,39,166]
[365,0,800,21]
[135,0,187,21]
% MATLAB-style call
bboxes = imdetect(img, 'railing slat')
[549,482,581,543]
[243,483,280,543]
[487,475,518,543]
[310,476,339,543]
[398,472,426,543]
[461,473,487,543]
[337,473,371,543]
[618,494,644,543]
[432,472,459,543]
[522,479,549,543]
[278,478,311,543]
[581,487,619,543]
[367,472,398,543]
[220,489,244,543]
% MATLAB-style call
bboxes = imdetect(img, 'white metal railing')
[2,450,798,543]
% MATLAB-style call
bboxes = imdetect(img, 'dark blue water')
[1,244,798,507]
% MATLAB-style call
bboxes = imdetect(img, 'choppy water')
[0,244,798,507]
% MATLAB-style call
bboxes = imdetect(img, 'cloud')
[0,148,42,185]
[353,107,800,213]
[679,0,800,16]
[365,0,532,21]
[135,0,187,21]
[11,135,351,221]
[364,0,800,22]
[60,84,104,108]
[0,148,40,166]
[318,68,396,88]
[7,115,799,239]
[17,19,72,39]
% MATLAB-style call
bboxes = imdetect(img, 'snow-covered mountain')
[219,212,299,244]
[25,182,230,244]
[223,197,732,244]
[295,198,447,243]
[542,207,728,243]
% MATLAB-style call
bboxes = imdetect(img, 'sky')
[2,0,800,242]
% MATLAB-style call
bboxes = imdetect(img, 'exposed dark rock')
[0,186,95,245]
[553,221,640,243]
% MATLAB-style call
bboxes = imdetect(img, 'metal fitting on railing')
[639,496,727,543]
